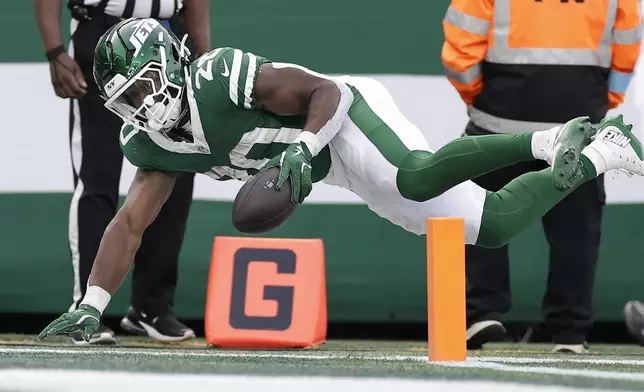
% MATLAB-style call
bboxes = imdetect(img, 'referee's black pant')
[464,122,605,345]
[68,11,194,317]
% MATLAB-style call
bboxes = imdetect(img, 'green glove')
[263,141,313,203]
[38,304,100,342]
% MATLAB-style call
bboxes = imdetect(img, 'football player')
[39,18,644,341]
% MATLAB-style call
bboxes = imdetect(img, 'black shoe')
[70,324,116,346]
[466,320,507,350]
[120,306,195,342]
[625,300,644,346]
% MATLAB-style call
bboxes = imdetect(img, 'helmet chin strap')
[179,34,191,62]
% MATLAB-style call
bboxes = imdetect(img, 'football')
[232,167,297,233]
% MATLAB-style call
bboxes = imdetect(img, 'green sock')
[476,155,598,248]
[397,132,535,201]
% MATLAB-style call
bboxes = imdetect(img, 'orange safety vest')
[442,0,642,133]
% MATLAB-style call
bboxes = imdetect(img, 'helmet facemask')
[104,41,187,133]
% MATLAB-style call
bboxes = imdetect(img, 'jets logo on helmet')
[129,19,160,57]
[93,18,191,133]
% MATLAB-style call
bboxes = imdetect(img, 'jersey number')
[194,48,222,89]
[208,127,302,181]
[229,127,302,170]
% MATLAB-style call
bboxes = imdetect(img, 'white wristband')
[295,131,323,157]
[80,285,112,315]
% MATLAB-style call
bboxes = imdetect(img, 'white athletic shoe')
[532,117,594,166]
[542,117,597,191]
[533,124,564,164]
[581,115,644,177]
[542,116,596,166]
[624,300,644,346]
[466,320,507,350]
[551,342,590,355]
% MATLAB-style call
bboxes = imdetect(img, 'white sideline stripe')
[5,347,644,365]
[4,346,644,382]
[0,369,616,392]
[477,356,644,366]
[0,346,424,360]
[440,360,644,382]
[4,346,644,366]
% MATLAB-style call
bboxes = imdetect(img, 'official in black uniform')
[34,0,211,344]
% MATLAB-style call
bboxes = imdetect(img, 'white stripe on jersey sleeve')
[243,53,258,109]
[228,49,244,106]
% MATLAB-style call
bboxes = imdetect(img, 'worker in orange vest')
[443,0,642,354]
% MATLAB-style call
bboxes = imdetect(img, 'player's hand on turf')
[263,141,313,203]
[38,304,100,342]
[49,53,87,99]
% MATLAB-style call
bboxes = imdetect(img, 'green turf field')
[2,335,644,391]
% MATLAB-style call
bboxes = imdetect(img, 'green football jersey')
[119,47,331,182]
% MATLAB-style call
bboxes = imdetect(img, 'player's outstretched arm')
[87,169,178,295]
[255,64,354,203]
[39,169,177,342]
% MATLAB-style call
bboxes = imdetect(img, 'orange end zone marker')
[426,217,467,361]
[205,236,327,349]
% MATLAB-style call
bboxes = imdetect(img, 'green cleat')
[549,116,596,191]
